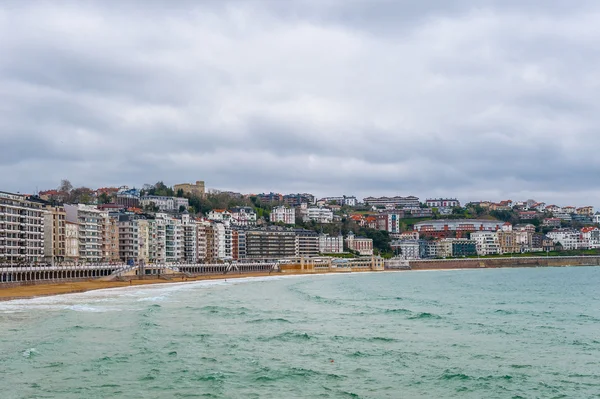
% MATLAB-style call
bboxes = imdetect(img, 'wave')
[259,331,313,342]
[408,312,442,320]
[247,318,292,324]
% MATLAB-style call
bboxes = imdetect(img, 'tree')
[98,192,111,204]
[176,189,184,198]
[59,179,73,193]
[178,205,186,213]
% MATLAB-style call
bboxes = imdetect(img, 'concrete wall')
[409,256,600,270]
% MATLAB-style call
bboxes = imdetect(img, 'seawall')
[409,256,600,270]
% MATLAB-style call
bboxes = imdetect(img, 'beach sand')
[0,272,283,301]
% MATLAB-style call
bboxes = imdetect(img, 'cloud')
[1,0,600,207]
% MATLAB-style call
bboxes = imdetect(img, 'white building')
[117,215,139,262]
[207,210,232,224]
[230,207,257,226]
[319,196,357,207]
[140,196,188,212]
[318,234,344,254]
[304,206,334,224]
[0,191,46,263]
[470,231,501,256]
[547,229,583,250]
[212,222,232,260]
[425,198,460,209]
[391,239,420,260]
[270,206,295,225]
[581,227,600,249]
[65,221,79,262]
[64,204,106,263]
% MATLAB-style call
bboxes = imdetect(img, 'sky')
[1,0,600,207]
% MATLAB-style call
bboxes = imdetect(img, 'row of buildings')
[0,191,374,264]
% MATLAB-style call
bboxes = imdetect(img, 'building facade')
[0,192,46,263]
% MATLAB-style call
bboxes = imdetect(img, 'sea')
[0,267,599,399]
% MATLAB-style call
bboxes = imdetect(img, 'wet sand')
[0,270,371,301]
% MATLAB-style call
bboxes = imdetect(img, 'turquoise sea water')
[1,267,599,398]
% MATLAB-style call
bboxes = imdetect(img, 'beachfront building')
[345,232,374,255]
[181,213,198,263]
[470,231,501,256]
[497,231,521,254]
[391,239,420,260]
[319,234,344,254]
[295,229,319,258]
[0,192,46,264]
[245,230,297,260]
[102,214,120,262]
[43,205,66,264]
[173,180,205,198]
[270,206,296,225]
[117,214,139,263]
[363,196,420,209]
[65,204,106,263]
[547,229,583,250]
[438,238,477,257]
[65,221,79,262]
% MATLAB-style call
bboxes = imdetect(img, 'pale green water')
[1,267,599,398]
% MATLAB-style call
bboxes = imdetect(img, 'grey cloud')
[1,0,600,206]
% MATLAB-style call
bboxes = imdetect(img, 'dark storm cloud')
[1,0,600,205]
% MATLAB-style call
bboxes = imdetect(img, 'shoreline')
[0,270,361,302]
[2,263,599,302]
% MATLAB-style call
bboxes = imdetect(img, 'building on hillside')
[256,192,283,203]
[376,212,403,234]
[173,181,205,198]
[245,230,297,259]
[230,207,257,226]
[345,232,373,255]
[577,206,594,216]
[0,191,46,264]
[414,219,506,238]
[408,208,433,218]
[318,234,344,254]
[363,196,420,209]
[572,214,593,224]
[304,206,334,224]
[594,212,600,224]
[207,209,232,224]
[554,212,572,221]
[425,198,460,209]
[514,224,536,233]
[543,218,562,228]
[318,196,357,207]
[470,231,501,256]
[44,206,66,264]
[562,206,576,214]
[64,204,106,263]
[283,193,315,207]
[518,211,539,220]
[270,206,296,225]
[115,192,140,208]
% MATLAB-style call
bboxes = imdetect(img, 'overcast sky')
[1,0,600,206]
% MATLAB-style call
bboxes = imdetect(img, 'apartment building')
[318,196,357,207]
[65,221,79,262]
[230,207,257,226]
[207,209,232,224]
[295,229,319,258]
[547,229,583,250]
[363,195,420,209]
[102,214,120,262]
[117,214,139,263]
[377,212,402,234]
[318,234,344,254]
[181,213,198,262]
[140,196,189,212]
[44,205,66,264]
[245,230,297,259]
[270,206,295,224]
[425,198,460,208]
[64,204,105,263]
[391,239,420,259]
[470,231,501,256]
[304,206,334,224]
[0,192,46,263]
